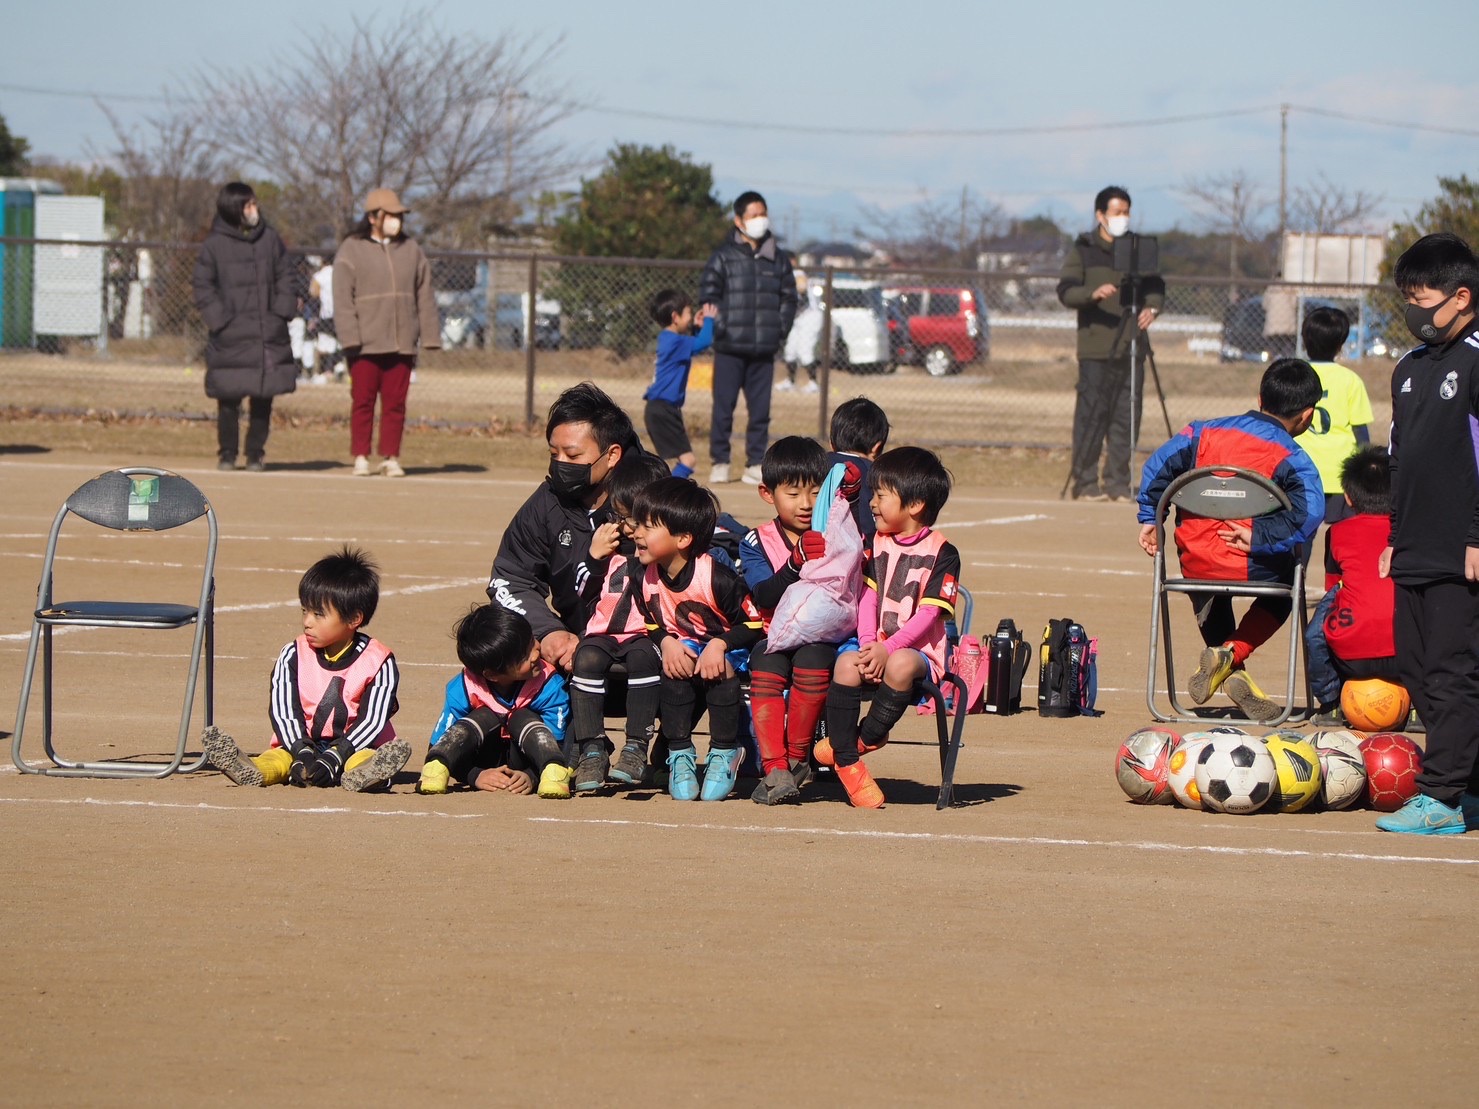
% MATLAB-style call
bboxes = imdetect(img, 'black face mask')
[1404,296,1454,344]
[548,457,595,500]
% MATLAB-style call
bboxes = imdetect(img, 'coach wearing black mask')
[488,383,643,671]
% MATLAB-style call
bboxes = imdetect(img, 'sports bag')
[1038,618,1100,718]
[764,464,864,652]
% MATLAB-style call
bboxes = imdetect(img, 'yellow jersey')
[1295,360,1375,491]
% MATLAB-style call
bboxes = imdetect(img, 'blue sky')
[3,0,1475,243]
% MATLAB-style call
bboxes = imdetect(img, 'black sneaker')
[573,739,610,793]
[610,740,648,784]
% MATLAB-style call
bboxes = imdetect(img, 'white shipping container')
[34,195,105,337]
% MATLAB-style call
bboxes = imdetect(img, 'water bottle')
[958,637,983,712]
[985,619,1018,715]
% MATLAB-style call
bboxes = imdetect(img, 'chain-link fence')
[0,237,1407,451]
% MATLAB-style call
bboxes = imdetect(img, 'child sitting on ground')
[203,546,409,792]
[568,452,672,791]
[1305,445,1399,721]
[643,288,715,480]
[417,604,573,798]
[827,396,890,542]
[821,447,960,809]
[1136,358,1325,722]
[632,477,764,801]
[741,436,859,804]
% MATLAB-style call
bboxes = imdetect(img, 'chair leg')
[928,674,971,810]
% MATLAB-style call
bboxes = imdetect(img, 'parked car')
[822,277,892,374]
[494,292,562,350]
[882,285,990,376]
[433,257,488,349]
[1220,294,1398,363]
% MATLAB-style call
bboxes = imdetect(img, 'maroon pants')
[349,354,413,458]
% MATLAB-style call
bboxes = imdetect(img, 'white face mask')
[1105,214,1130,238]
[242,207,260,228]
[381,215,403,238]
[742,216,770,241]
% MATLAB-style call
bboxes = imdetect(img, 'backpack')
[1038,619,1100,718]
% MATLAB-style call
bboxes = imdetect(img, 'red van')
[883,286,990,376]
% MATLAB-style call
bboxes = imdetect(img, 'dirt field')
[1,432,1475,1107]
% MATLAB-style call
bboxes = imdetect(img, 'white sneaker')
[741,464,763,485]
[775,378,795,392]
[802,380,819,395]
[352,455,372,477]
[379,457,406,478]
[709,464,732,484]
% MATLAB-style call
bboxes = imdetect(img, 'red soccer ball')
[1359,733,1423,812]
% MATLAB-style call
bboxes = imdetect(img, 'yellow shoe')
[1223,670,1282,723]
[1188,645,1236,705]
[537,763,573,799]
[417,760,451,795]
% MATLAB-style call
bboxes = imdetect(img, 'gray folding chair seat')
[12,467,218,777]
[1146,466,1311,727]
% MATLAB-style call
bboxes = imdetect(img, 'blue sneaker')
[1375,794,1466,836]
[700,747,744,801]
[667,747,699,801]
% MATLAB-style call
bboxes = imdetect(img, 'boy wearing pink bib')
[203,547,409,792]
[822,448,960,808]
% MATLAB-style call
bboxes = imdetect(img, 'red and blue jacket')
[1136,410,1324,582]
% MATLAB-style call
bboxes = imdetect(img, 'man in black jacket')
[699,191,797,486]
[489,383,642,671]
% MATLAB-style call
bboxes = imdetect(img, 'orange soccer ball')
[1340,679,1411,733]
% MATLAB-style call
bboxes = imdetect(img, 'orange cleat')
[813,737,883,768]
[835,761,885,808]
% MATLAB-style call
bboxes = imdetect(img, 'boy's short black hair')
[299,545,379,626]
[606,451,672,517]
[761,435,828,489]
[216,181,256,229]
[649,288,692,327]
[545,382,635,452]
[632,476,718,547]
[1301,305,1351,362]
[1095,185,1131,213]
[870,446,952,526]
[1340,445,1392,516]
[733,190,767,217]
[1393,232,1479,298]
[455,603,535,677]
[1259,357,1323,418]
[829,396,890,455]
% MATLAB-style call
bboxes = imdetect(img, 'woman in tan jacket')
[332,188,440,477]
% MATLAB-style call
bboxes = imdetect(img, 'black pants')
[710,351,773,467]
[660,672,742,750]
[217,396,273,463]
[1395,579,1479,805]
[569,635,661,748]
[1070,356,1143,498]
[438,707,564,786]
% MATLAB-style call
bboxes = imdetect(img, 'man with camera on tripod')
[1058,185,1166,501]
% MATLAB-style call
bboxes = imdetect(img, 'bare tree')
[182,9,580,247]
[858,187,1005,269]
[96,99,225,242]
[1180,171,1272,286]
[1289,173,1384,235]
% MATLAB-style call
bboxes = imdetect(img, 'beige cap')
[363,187,409,215]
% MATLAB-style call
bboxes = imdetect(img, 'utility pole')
[959,185,969,266]
[1277,103,1289,268]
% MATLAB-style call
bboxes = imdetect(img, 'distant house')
[976,232,1067,275]
[793,241,887,270]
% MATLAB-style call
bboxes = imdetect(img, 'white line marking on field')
[940,514,1051,529]
[526,816,1479,867]
[972,560,1142,577]
[0,796,483,818]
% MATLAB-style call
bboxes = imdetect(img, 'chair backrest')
[1158,466,1291,524]
[65,469,211,532]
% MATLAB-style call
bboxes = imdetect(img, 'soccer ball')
[1361,733,1423,812]
[1115,728,1182,804]
[1263,732,1323,813]
[1341,679,1411,732]
[1168,733,1218,809]
[1311,730,1367,811]
[1195,735,1278,814]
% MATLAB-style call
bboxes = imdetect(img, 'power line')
[1287,103,1479,140]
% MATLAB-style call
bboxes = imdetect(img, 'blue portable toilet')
[0,178,65,348]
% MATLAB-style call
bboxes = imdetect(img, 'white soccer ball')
[1195,735,1277,814]
[1167,734,1215,809]
[1311,729,1368,811]
[1115,727,1181,804]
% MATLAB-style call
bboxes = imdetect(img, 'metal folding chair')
[1145,467,1311,727]
[12,467,217,777]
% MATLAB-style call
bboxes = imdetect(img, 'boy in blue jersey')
[417,604,573,799]
[644,289,715,480]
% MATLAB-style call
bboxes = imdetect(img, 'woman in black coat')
[191,182,298,471]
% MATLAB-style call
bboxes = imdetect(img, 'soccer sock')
[826,683,866,767]
[515,716,566,771]
[659,676,697,746]
[623,670,662,747]
[252,747,293,786]
[706,674,742,751]
[749,670,789,774]
[860,682,913,745]
[673,462,694,479]
[786,668,831,764]
[1228,603,1288,665]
